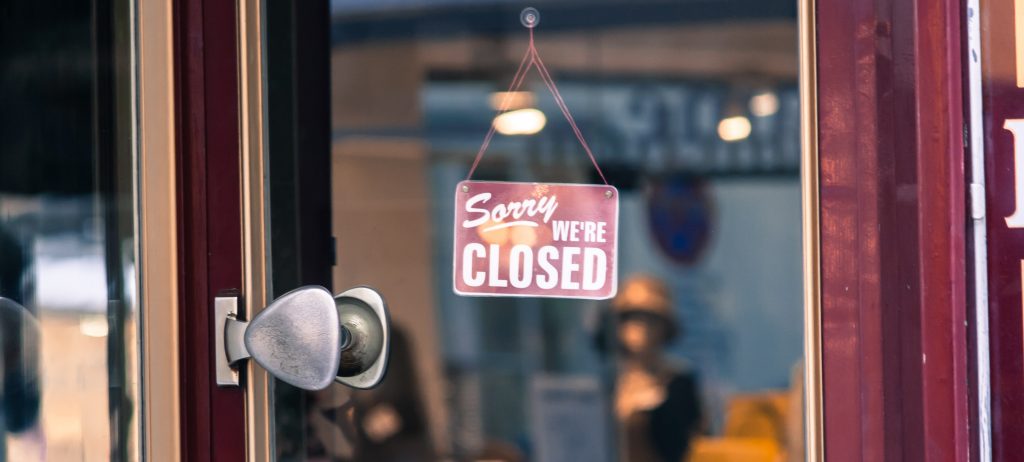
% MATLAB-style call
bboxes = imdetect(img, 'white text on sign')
[452,181,618,300]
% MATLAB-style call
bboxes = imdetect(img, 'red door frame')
[169,0,978,459]
[174,0,247,459]
[171,0,333,459]
[816,0,972,460]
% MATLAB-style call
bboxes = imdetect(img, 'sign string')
[465,19,610,185]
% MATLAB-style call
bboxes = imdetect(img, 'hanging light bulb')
[489,91,535,111]
[718,116,751,142]
[718,87,752,142]
[494,108,547,136]
[749,90,780,117]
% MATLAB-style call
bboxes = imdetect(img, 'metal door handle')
[215,286,390,391]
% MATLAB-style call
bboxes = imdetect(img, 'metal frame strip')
[966,0,993,458]
[799,0,824,459]
[137,0,182,458]
[238,0,273,459]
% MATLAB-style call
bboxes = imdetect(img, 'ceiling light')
[749,91,780,117]
[489,91,536,111]
[717,116,751,142]
[494,108,547,136]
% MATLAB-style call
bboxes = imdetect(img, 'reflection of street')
[275,2,806,460]
[1,197,136,461]
[7,313,123,461]
[33,237,110,314]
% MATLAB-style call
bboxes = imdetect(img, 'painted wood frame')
[814,0,971,459]
[173,0,247,459]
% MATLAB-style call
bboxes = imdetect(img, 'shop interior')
[0,0,804,461]
[273,1,804,461]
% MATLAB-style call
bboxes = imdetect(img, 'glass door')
[0,0,142,460]
[255,1,808,461]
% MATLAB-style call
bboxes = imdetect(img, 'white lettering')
[552,221,571,241]
[584,222,596,242]
[560,247,581,290]
[462,243,485,287]
[463,193,493,229]
[582,248,607,290]
[461,243,612,293]
[463,193,560,229]
[488,244,507,287]
[1006,119,1024,228]
[552,221,608,242]
[536,246,559,289]
[509,245,533,289]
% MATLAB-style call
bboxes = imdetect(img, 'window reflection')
[270,1,803,461]
[0,0,138,460]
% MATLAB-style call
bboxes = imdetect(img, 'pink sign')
[453,180,619,299]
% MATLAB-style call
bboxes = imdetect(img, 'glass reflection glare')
[489,91,536,111]
[79,314,110,338]
[750,91,780,117]
[717,115,752,142]
[494,108,547,136]
[271,2,803,460]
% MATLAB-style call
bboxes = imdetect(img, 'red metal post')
[816,0,970,459]
[174,0,247,459]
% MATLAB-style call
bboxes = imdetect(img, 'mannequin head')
[612,274,678,358]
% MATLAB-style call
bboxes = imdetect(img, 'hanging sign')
[453,181,618,299]
[452,8,619,300]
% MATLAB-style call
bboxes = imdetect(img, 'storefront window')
[0,0,139,460]
[267,1,802,461]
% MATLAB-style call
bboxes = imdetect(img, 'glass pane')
[0,0,140,460]
[266,2,802,461]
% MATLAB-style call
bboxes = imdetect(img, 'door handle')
[214,286,390,391]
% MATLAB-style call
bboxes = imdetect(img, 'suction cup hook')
[520,7,540,29]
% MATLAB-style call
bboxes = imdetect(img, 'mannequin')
[611,275,702,462]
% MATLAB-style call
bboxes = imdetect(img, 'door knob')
[215,285,390,391]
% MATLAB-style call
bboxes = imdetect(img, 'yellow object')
[722,392,789,443]
[686,391,792,462]
[687,437,781,462]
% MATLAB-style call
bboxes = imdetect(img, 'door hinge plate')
[215,295,246,387]
[971,182,986,221]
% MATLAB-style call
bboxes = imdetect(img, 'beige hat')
[612,274,678,341]
[612,274,674,319]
